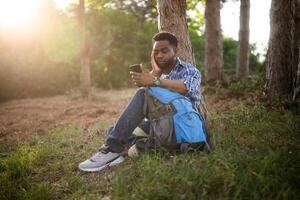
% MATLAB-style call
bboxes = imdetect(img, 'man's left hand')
[130,64,155,87]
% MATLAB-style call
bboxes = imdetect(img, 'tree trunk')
[204,0,223,85]
[79,0,91,98]
[293,0,300,100]
[236,0,250,78]
[266,0,295,100]
[157,0,195,65]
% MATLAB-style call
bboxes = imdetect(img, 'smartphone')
[129,64,142,73]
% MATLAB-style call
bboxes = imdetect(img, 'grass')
[113,104,299,199]
[0,122,115,200]
[0,101,299,199]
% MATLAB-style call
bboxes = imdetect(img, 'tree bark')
[236,0,250,78]
[266,0,295,100]
[293,0,300,100]
[79,0,91,98]
[204,0,223,85]
[157,0,195,65]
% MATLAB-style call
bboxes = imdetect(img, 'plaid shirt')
[159,58,201,109]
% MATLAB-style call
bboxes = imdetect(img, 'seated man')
[79,32,203,172]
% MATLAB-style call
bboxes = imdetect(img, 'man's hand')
[151,52,162,77]
[130,64,156,87]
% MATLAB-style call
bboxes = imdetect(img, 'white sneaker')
[79,148,124,172]
[128,144,139,158]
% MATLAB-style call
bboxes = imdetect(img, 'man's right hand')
[151,52,162,77]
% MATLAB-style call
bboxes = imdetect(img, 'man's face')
[152,40,176,69]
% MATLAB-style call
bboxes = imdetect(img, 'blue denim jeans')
[106,88,150,153]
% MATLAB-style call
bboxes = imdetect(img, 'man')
[79,32,202,172]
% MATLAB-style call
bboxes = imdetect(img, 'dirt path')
[0,88,248,144]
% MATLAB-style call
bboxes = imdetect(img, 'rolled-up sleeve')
[166,59,202,108]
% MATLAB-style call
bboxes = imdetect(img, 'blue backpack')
[144,87,210,151]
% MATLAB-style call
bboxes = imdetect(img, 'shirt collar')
[160,57,183,78]
[176,57,184,67]
[169,57,183,74]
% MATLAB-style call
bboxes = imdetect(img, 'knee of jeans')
[135,87,146,97]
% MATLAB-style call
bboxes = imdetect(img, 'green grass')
[0,102,299,199]
[0,122,114,200]
[113,104,300,199]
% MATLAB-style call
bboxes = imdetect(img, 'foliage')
[87,8,157,89]
[104,0,157,22]
[0,1,264,101]
[189,30,264,77]
[0,3,80,101]
[222,37,264,74]
[0,7,156,100]
[189,29,205,72]
[224,74,264,96]
[187,0,205,33]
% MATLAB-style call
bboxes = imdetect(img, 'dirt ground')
[0,88,249,144]
[0,89,135,144]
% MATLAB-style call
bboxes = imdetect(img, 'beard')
[156,58,175,69]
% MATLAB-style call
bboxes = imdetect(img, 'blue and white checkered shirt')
[159,58,202,109]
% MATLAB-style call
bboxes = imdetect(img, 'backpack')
[142,87,210,153]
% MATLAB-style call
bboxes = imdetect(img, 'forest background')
[0,0,263,101]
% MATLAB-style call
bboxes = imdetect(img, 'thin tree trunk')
[157,0,195,65]
[79,0,91,98]
[236,0,250,78]
[204,0,223,85]
[266,0,295,100]
[293,48,300,100]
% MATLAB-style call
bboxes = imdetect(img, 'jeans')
[106,88,150,153]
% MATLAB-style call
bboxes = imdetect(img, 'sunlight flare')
[52,0,74,10]
[0,0,41,29]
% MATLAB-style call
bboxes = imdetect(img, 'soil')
[0,89,134,144]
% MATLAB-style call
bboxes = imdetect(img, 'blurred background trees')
[0,0,264,101]
[236,0,250,78]
[204,0,223,85]
[78,0,91,98]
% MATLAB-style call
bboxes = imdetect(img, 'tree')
[293,0,300,100]
[157,0,195,64]
[266,0,299,100]
[204,0,223,84]
[79,0,91,98]
[236,0,250,78]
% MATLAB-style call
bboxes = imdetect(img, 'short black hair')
[152,32,178,48]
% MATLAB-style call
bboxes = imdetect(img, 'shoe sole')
[79,156,124,172]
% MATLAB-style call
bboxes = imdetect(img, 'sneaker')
[128,144,139,158]
[78,148,124,172]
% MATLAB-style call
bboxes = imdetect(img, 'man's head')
[152,32,178,69]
